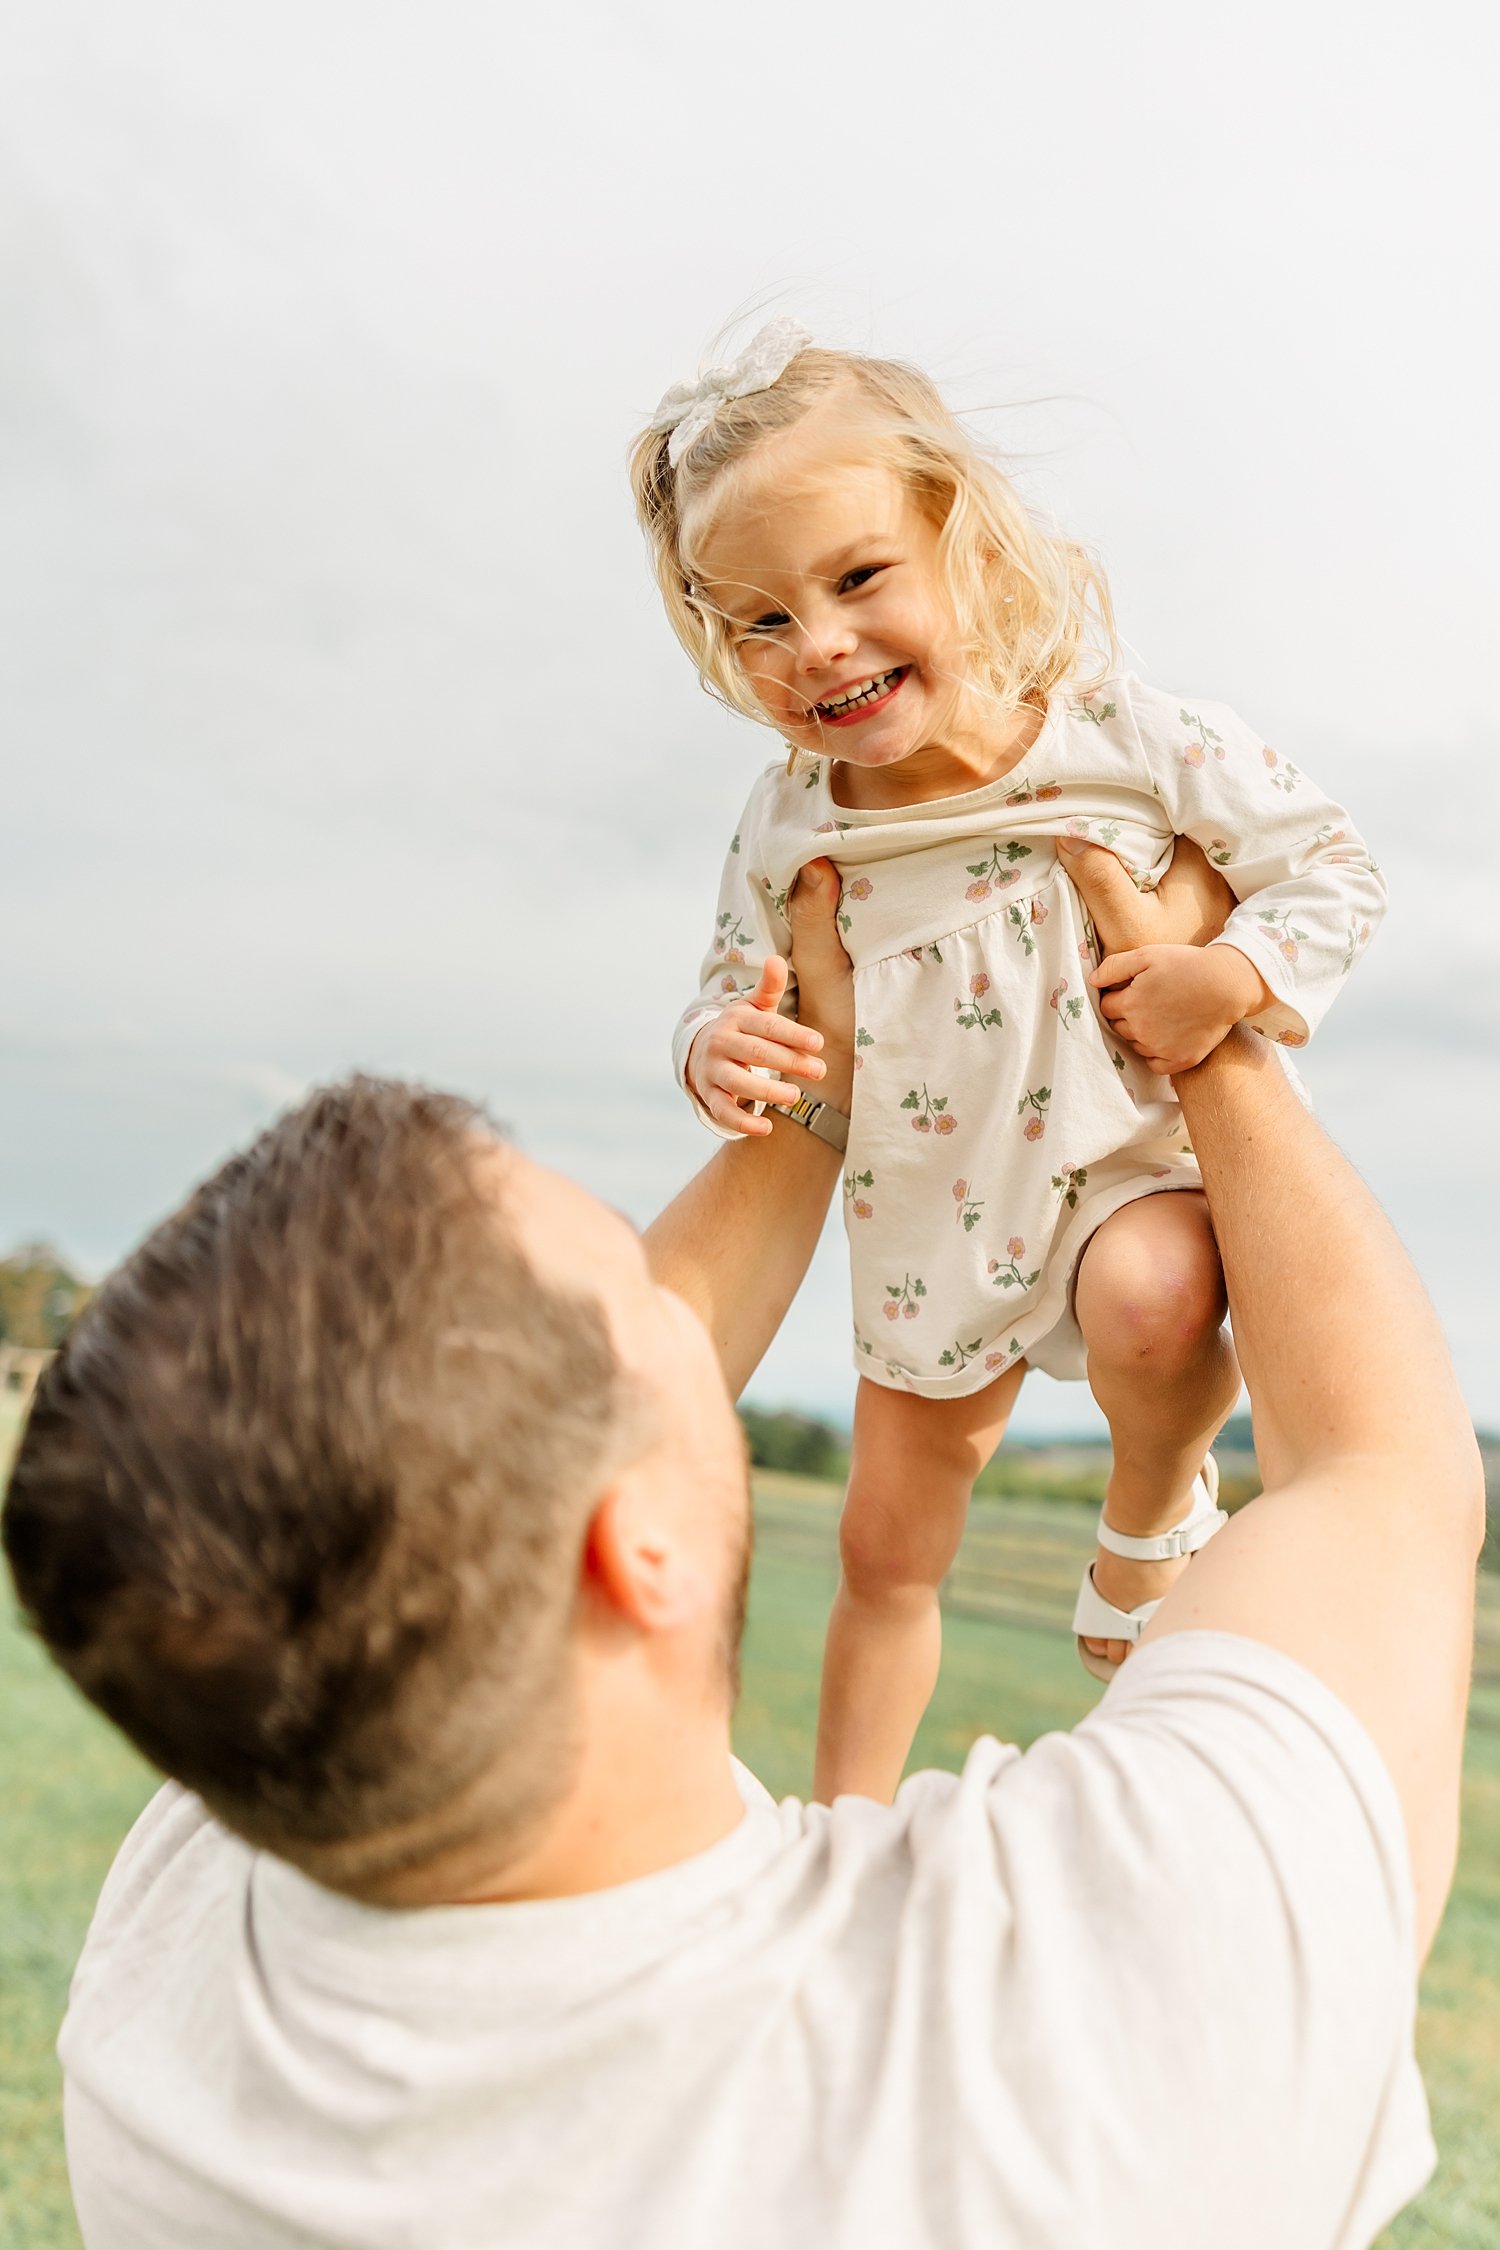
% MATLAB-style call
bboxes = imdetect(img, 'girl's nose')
[792,601,857,677]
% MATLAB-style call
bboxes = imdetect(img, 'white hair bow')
[649,318,813,467]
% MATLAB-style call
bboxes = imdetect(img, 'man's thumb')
[1057,836,1133,913]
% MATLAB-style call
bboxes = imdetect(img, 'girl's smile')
[689,420,1040,808]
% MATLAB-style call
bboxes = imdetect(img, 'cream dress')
[673,674,1386,1398]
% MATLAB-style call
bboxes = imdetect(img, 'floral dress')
[673,674,1386,1398]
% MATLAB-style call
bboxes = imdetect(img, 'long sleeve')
[671,771,799,1138]
[1138,693,1387,1047]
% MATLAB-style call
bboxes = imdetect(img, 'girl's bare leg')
[814,1365,1026,1805]
[1074,1190,1241,1666]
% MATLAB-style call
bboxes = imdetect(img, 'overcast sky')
[3,0,1496,1437]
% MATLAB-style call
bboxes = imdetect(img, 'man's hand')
[687,956,826,1136]
[1091,942,1273,1076]
[786,857,854,1112]
[1058,834,1235,956]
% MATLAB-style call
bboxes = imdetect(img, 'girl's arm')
[646,861,854,1399]
[1141,690,1388,1051]
[671,772,807,1138]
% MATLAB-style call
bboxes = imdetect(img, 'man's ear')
[582,1483,713,1634]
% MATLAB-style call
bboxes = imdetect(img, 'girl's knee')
[838,1481,957,1599]
[1078,1213,1227,1371]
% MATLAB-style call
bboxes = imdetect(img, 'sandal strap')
[1095,1460,1227,1562]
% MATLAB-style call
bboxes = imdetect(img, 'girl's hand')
[687,955,827,1135]
[1091,942,1273,1076]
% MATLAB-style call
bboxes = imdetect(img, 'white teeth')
[816,667,900,717]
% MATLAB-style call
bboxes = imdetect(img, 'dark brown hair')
[2,1077,648,1894]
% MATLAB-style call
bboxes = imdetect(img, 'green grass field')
[2,1427,1496,2246]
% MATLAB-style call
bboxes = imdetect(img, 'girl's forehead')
[690,444,910,588]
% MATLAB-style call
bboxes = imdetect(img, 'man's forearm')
[643,1120,841,1401]
[1174,1032,1477,1499]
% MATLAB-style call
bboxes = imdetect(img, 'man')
[3,846,1482,2249]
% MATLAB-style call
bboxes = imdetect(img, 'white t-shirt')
[60,1634,1433,2250]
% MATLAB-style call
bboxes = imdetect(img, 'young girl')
[631,321,1385,1804]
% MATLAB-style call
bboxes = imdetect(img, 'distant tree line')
[0,1245,91,1350]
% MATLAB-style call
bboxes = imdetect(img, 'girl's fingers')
[747,955,790,1013]
[706,1089,774,1135]
[715,1065,803,1108]
[725,1035,825,1076]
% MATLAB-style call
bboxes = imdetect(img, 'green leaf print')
[955,972,1004,1032]
[713,912,754,963]
[951,1179,985,1232]
[1074,698,1118,727]
[964,840,1033,903]
[844,1167,875,1220]
[901,1085,957,1135]
[938,1337,986,1370]
[1256,906,1310,966]
[1048,978,1086,1029]
[1016,1086,1050,1142]
[1260,745,1302,793]
[1178,710,1226,770]
[1051,1164,1089,1210]
[988,1235,1041,1291]
[883,1274,927,1325]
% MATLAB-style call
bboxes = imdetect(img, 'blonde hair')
[629,343,1117,732]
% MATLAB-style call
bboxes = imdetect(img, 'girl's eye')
[742,612,790,637]
[839,566,883,594]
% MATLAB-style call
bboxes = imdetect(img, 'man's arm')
[1069,840,1483,1959]
[645,860,853,1401]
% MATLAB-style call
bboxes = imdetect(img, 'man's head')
[2,1078,751,1900]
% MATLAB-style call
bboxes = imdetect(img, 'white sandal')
[1072,1457,1227,1684]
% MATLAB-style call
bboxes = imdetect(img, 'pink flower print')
[852,1199,873,1218]
[965,841,1032,895]
[1279,937,1299,964]
[1049,982,1086,1031]
[1017,1085,1050,1139]
[718,975,738,994]
[883,1300,900,1321]
[902,1300,918,1319]
[1034,783,1063,802]
[934,1114,957,1136]
[814,820,838,834]
[725,948,745,965]
[987,1259,1000,1275]
[847,876,873,900]
[853,1053,864,1071]
[885,1274,927,1320]
[1030,897,1048,926]
[1180,709,1225,763]
[1206,838,1232,867]
[1359,921,1371,944]
[1263,745,1279,768]
[1277,1028,1308,1047]
[902,1084,954,1133]
[953,1180,984,1232]
[991,1240,1040,1292]
[970,973,991,997]
[984,1351,1007,1371]
[1065,818,1090,837]
[1150,1168,1170,1179]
